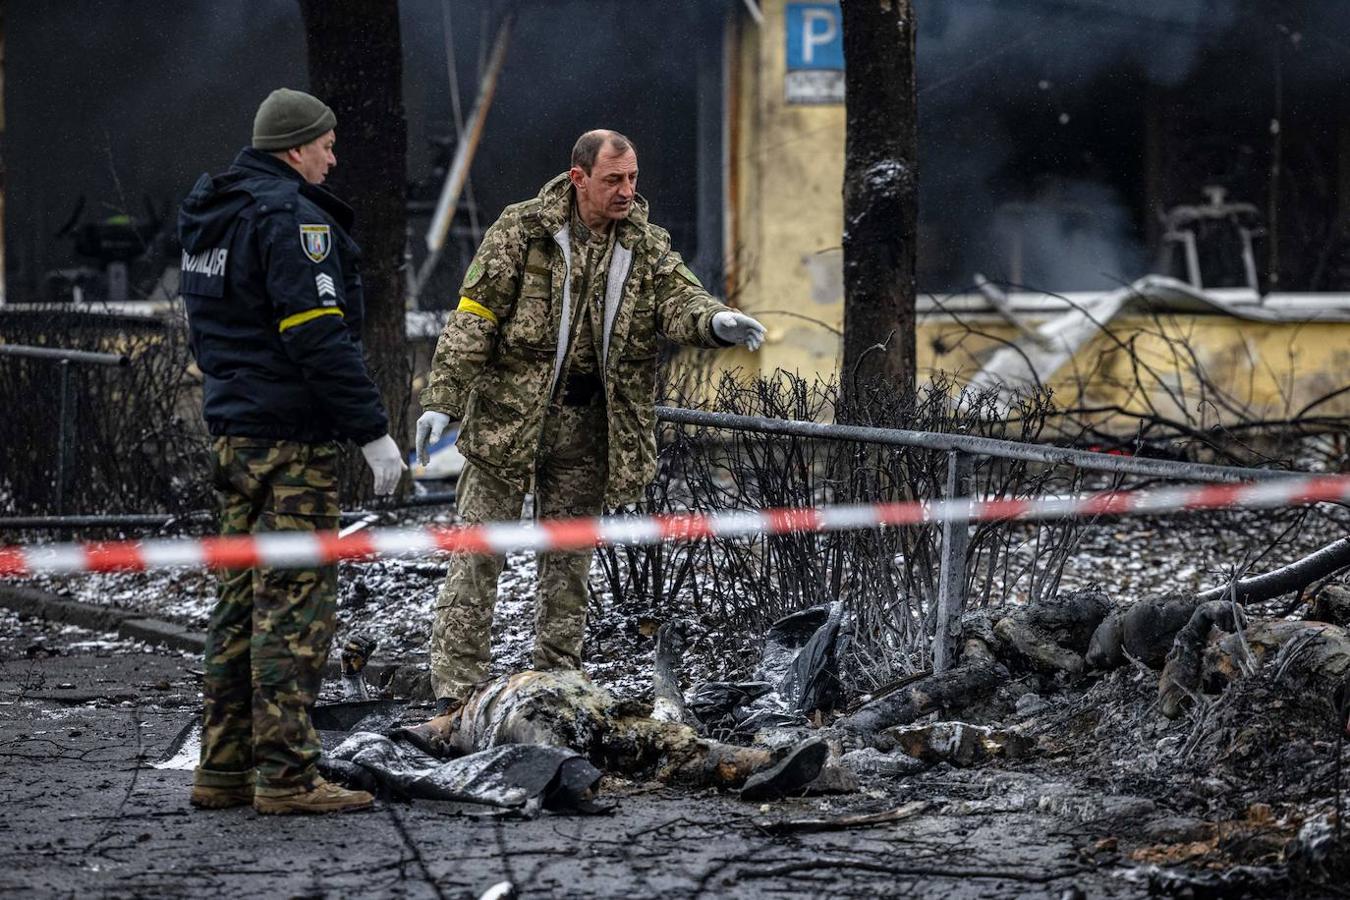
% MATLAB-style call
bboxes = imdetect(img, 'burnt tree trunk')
[839,0,917,409]
[840,654,1002,740]
[299,0,410,498]
[1196,536,1350,604]
[0,0,7,301]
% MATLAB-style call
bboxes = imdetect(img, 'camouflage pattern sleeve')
[419,211,528,418]
[649,231,731,348]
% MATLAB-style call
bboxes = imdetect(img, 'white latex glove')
[711,310,767,351]
[415,410,455,467]
[360,434,406,496]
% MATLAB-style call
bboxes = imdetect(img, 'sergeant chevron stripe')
[2,474,1348,577]
[315,273,337,297]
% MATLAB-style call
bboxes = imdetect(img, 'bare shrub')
[0,303,211,516]
[954,280,1350,470]
[596,370,1092,690]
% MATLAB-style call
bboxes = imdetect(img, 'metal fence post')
[55,359,73,515]
[933,450,974,672]
[0,344,125,515]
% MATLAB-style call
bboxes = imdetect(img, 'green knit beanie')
[252,88,337,151]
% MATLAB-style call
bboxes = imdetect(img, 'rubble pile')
[918,582,1350,892]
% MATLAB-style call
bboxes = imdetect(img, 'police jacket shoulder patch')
[300,224,332,263]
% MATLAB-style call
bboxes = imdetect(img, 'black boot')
[739,737,829,801]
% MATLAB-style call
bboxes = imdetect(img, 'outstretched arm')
[653,243,762,350]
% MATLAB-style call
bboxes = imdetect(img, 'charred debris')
[298,535,1350,893]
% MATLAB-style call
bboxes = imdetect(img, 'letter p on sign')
[786,3,844,71]
[802,9,836,63]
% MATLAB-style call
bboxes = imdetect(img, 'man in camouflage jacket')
[416,130,765,709]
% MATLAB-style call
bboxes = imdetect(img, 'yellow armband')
[278,307,344,333]
[456,296,498,325]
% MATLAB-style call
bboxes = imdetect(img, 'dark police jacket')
[178,147,388,445]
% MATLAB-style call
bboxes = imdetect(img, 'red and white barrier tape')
[2,474,1347,577]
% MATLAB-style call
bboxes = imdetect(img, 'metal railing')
[0,344,131,515]
[0,492,459,533]
[1,390,1308,669]
[655,406,1290,484]
[655,405,1302,671]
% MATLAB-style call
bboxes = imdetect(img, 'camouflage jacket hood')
[419,172,732,505]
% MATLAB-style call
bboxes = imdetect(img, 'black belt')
[560,372,603,406]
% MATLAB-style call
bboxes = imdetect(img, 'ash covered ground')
[14,500,1345,690]
[3,498,1349,896]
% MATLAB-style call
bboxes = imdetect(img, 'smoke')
[986,179,1146,291]
[910,0,1350,292]
[9,0,1350,300]
[916,0,1241,95]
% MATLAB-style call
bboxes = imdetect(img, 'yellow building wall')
[714,2,1350,430]
[1085,318,1350,422]
[919,314,1350,425]
[729,0,846,379]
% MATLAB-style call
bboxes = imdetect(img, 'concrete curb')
[0,583,418,688]
[118,617,207,654]
[0,584,137,633]
[0,583,210,654]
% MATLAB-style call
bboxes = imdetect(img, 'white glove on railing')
[360,434,406,495]
[711,311,767,351]
[415,411,455,467]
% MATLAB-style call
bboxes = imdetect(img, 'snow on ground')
[10,498,661,698]
[0,608,194,661]
[10,497,1348,701]
[19,568,219,627]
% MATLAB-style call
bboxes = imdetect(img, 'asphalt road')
[0,613,1139,899]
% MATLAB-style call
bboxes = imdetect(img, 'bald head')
[570,129,636,175]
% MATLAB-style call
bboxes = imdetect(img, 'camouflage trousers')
[194,437,339,797]
[430,400,607,702]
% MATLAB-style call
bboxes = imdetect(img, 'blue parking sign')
[786,3,843,71]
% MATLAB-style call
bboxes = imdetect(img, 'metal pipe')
[1182,230,1202,289]
[1196,536,1350,604]
[338,513,381,539]
[934,451,974,673]
[398,490,458,508]
[0,493,459,532]
[654,406,1296,484]
[55,360,72,514]
[413,11,513,301]
[0,343,129,366]
[0,510,390,531]
[440,0,482,242]
[0,512,213,530]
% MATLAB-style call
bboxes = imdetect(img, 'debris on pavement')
[378,668,830,801]
[326,734,605,813]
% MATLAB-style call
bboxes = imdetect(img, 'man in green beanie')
[178,87,405,815]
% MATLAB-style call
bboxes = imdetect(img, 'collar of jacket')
[228,147,355,231]
[530,172,649,249]
[550,220,634,391]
